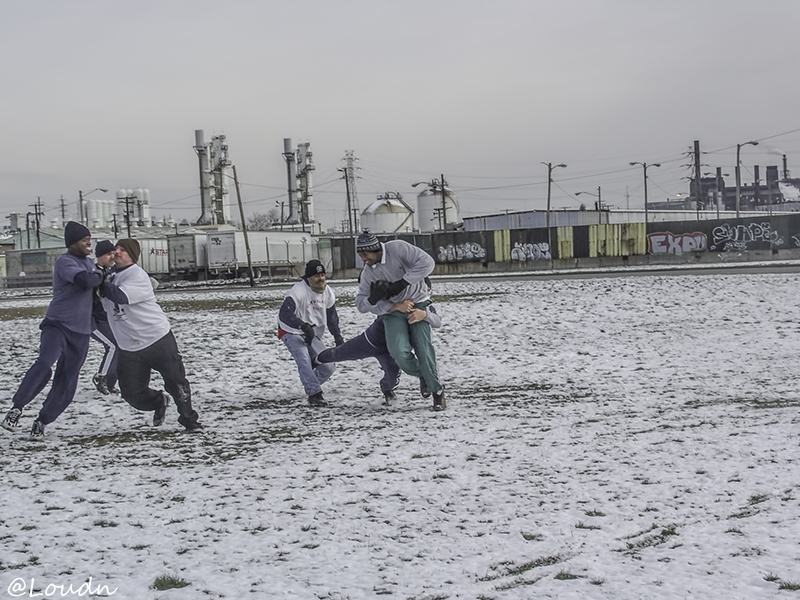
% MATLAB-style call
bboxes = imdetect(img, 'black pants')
[116,331,199,428]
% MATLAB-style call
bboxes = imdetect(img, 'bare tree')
[247,211,277,231]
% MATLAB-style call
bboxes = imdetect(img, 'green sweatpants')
[380,301,441,394]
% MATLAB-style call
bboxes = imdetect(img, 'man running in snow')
[90,240,119,396]
[313,279,442,404]
[354,230,446,410]
[1,222,105,440]
[100,239,203,432]
[278,259,344,407]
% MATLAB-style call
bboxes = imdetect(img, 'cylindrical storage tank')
[134,188,145,223]
[116,189,128,225]
[87,199,98,225]
[416,187,459,233]
[361,198,414,233]
[142,189,151,223]
[103,200,113,227]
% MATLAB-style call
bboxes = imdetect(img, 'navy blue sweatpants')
[12,319,91,424]
[91,319,118,390]
[316,319,401,393]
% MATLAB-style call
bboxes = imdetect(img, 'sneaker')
[184,421,204,433]
[1,407,23,432]
[29,420,45,441]
[419,377,431,398]
[153,391,170,427]
[308,392,328,407]
[311,354,322,369]
[93,374,109,395]
[382,389,397,405]
[432,388,446,411]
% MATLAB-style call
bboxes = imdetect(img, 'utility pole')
[439,173,448,232]
[232,164,255,287]
[338,151,360,234]
[30,198,42,248]
[716,167,724,219]
[60,195,66,222]
[693,140,703,218]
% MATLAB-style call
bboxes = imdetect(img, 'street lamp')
[78,188,108,226]
[630,162,660,238]
[735,140,759,218]
[576,187,603,224]
[542,162,566,254]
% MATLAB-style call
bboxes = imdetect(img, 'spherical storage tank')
[416,187,459,233]
[360,195,414,233]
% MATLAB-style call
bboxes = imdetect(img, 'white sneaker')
[1,407,22,432]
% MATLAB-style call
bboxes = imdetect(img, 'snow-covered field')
[0,272,799,599]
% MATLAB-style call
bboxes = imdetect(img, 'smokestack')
[194,130,213,224]
[783,154,791,180]
[283,138,299,224]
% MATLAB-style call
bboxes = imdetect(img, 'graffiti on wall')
[710,222,783,251]
[511,242,551,261]
[438,242,487,262]
[648,231,707,254]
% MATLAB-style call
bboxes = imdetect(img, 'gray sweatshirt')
[355,240,435,316]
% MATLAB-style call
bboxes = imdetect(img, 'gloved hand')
[385,278,410,298]
[300,323,315,344]
[93,266,109,283]
[368,280,390,305]
[334,335,345,347]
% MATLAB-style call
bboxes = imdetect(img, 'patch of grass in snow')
[748,493,769,505]
[521,532,544,541]
[575,521,601,530]
[725,527,743,535]
[152,574,190,590]
[584,509,605,517]
[68,430,176,447]
[480,555,563,581]
[554,570,582,580]
[779,581,800,591]
[590,578,605,586]
[92,519,118,528]
[616,524,678,554]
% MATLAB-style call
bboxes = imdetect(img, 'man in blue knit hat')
[1,221,106,440]
[90,240,119,395]
[354,230,446,411]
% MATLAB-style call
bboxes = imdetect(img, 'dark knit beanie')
[64,221,91,248]
[116,238,141,264]
[356,229,380,253]
[304,259,325,278]
[94,240,115,258]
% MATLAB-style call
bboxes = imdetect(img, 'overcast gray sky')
[2,0,798,231]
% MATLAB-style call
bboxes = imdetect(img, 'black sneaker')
[432,389,446,411]
[382,389,397,405]
[184,421,204,433]
[29,420,45,441]
[1,407,22,432]
[308,392,328,407]
[419,377,431,398]
[153,391,169,427]
[93,374,109,395]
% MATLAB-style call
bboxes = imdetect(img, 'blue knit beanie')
[65,221,91,247]
[356,229,380,253]
[94,240,115,257]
